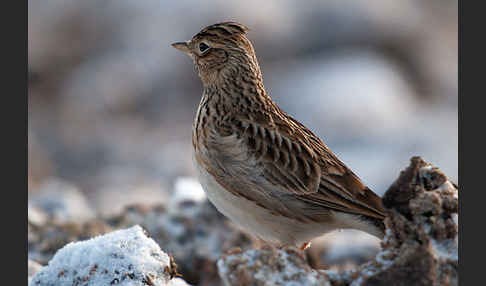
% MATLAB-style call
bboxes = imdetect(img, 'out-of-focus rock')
[30,225,190,286]
[167,177,206,214]
[217,157,458,286]
[28,185,111,265]
[106,177,252,286]
[307,230,380,271]
[29,178,95,224]
[28,204,49,227]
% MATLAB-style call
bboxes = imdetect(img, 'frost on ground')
[218,157,458,286]
[30,225,189,286]
[107,177,252,286]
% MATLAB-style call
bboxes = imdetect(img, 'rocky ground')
[29,157,458,286]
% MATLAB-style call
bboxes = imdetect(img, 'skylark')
[172,22,386,250]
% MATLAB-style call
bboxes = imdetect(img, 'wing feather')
[229,115,386,220]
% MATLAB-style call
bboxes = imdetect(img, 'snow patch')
[30,225,177,286]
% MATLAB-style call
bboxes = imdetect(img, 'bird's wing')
[224,114,387,221]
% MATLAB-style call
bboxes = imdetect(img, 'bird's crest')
[193,22,249,39]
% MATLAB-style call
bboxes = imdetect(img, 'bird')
[172,22,387,250]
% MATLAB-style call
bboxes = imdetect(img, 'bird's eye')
[199,42,210,53]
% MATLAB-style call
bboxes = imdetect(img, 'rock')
[29,178,95,224]
[358,156,458,286]
[107,178,252,286]
[30,225,190,286]
[218,247,334,286]
[217,157,458,286]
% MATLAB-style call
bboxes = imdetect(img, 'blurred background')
[28,0,457,268]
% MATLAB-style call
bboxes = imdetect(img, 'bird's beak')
[171,41,190,53]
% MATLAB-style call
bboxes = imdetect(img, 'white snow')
[316,230,380,264]
[168,278,192,286]
[30,225,178,286]
[430,238,458,262]
[168,177,206,215]
[172,177,206,204]
[28,203,48,227]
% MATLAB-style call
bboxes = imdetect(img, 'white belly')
[194,160,340,246]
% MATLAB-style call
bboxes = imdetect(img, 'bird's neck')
[201,58,273,115]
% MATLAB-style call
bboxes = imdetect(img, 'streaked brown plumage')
[172,22,386,249]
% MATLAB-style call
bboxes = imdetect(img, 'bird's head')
[172,22,260,85]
